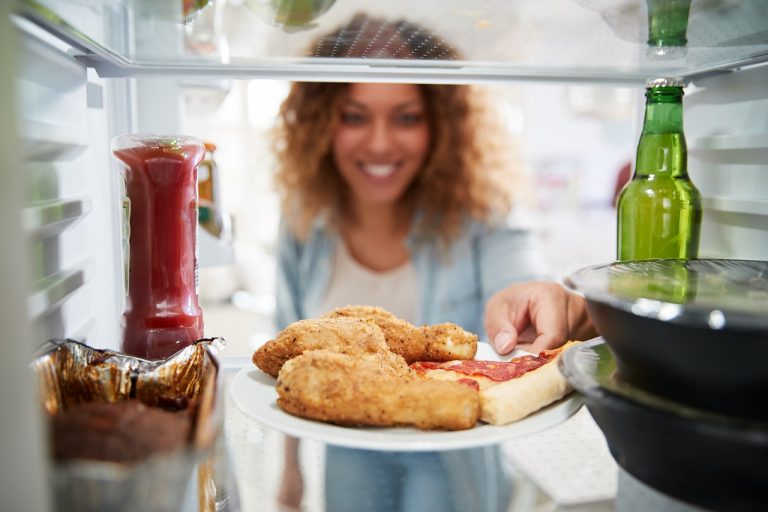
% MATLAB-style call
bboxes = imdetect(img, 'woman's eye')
[397,113,423,126]
[340,112,366,125]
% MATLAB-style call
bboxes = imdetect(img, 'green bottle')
[617,77,702,261]
[646,0,692,55]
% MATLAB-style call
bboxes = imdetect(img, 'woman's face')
[332,83,430,207]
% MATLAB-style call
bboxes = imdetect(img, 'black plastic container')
[565,259,768,420]
[560,340,768,512]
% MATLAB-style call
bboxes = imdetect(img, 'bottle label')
[195,200,200,296]
[121,181,131,302]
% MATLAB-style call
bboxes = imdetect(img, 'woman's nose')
[367,119,394,153]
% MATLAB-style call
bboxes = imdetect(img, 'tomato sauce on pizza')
[411,352,557,382]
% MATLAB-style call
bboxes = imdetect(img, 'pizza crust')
[479,353,571,425]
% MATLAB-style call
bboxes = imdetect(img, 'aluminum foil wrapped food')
[31,338,224,512]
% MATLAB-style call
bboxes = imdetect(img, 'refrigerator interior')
[3,0,768,510]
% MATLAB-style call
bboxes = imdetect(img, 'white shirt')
[313,240,418,323]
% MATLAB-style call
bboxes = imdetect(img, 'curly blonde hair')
[273,14,523,243]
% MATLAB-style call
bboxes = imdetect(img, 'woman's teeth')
[364,164,396,177]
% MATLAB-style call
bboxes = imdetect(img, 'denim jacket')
[274,214,548,340]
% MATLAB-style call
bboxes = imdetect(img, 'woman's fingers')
[484,291,522,354]
[484,281,595,355]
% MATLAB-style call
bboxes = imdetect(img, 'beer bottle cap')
[645,77,686,89]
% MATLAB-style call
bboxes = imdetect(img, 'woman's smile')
[360,162,399,179]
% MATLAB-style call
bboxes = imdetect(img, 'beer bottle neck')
[635,87,687,178]
[642,88,684,134]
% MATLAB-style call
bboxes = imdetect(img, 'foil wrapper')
[32,338,225,512]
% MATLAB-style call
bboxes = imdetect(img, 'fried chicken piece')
[422,322,479,361]
[324,305,478,363]
[276,350,480,430]
[252,317,391,378]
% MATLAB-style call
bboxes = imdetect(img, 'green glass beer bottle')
[617,77,702,261]
[646,0,692,57]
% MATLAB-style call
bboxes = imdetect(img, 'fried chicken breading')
[252,317,390,377]
[276,350,480,430]
[421,322,478,361]
[324,305,478,363]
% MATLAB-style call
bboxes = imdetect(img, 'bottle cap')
[645,77,686,89]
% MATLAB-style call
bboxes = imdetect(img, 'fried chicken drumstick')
[277,350,480,430]
[252,317,393,378]
[324,305,478,363]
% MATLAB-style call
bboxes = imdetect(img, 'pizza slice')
[411,341,581,425]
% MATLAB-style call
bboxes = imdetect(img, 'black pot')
[565,259,768,420]
[560,340,768,512]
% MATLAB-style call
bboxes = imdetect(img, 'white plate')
[229,343,583,451]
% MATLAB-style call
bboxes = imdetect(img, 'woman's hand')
[484,281,598,354]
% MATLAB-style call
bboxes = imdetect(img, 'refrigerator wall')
[2,11,131,509]
[14,19,126,348]
[0,3,49,510]
[687,64,768,259]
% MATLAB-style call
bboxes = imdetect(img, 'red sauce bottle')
[112,134,205,359]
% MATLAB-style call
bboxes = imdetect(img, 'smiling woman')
[272,16,521,254]
[269,13,548,512]
[276,78,521,284]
